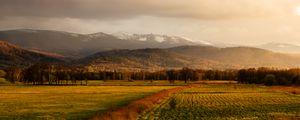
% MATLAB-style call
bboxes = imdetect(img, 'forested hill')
[78,46,300,71]
[0,41,62,68]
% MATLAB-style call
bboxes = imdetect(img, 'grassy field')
[142,84,300,120]
[2,81,299,120]
[0,86,175,120]
[87,80,194,86]
[86,80,237,86]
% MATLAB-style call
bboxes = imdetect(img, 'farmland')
[142,84,300,120]
[0,85,175,120]
[1,82,300,120]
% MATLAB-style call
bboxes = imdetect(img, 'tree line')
[3,63,300,86]
[237,68,300,86]
[3,63,237,85]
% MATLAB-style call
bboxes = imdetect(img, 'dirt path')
[91,84,199,120]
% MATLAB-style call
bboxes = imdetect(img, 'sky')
[1,0,300,45]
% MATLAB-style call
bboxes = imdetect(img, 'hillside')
[77,48,216,71]
[0,41,62,68]
[78,46,300,71]
[169,46,300,67]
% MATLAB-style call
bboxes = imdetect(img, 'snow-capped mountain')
[112,32,212,45]
[112,32,133,40]
[0,29,211,58]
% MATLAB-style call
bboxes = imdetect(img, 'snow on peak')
[138,37,147,41]
[110,32,212,45]
[154,36,165,42]
[180,36,212,45]
[89,32,107,38]
[197,40,213,45]
[84,32,108,42]
[179,36,194,42]
[112,32,132,40]
[170,36,180,43]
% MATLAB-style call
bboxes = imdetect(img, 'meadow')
[0,85,175,120]
[142,84,300,120]
[86,80,192,86]
[1,80,300,120]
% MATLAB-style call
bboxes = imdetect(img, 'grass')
[0,86,175,120]
[92,85,196,120]
[86,80,234,86]
[0,78,11,85]
[2,81,299,120]
[87,80,194,86]
[143,84,300,120]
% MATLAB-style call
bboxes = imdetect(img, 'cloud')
[1,0,299,20]
[2,0,300,46]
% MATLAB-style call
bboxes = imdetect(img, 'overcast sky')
[1,0,300,45]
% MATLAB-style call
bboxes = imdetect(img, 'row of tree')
[3,63,300,86]
[4,64,238,85]
[237,68,300,86]
[5,64,88,85]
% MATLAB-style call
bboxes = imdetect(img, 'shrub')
[0,70,6,78]
[169,97,177,109]
[264,74,276,86]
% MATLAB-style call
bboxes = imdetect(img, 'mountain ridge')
[0,29,209,58]
[0,40,62,68]
[77,45,300,71]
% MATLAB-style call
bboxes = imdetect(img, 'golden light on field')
[295,6,300,16]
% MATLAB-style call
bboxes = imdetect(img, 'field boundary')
[91,84,199,120]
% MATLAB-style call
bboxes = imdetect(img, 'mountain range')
[0,29,207,58]
[1,29,300,70]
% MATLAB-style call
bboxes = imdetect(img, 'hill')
[77,46,300,71]
[0,41,62,68]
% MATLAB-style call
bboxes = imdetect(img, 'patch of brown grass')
[271,116,299,120]
[268,86,300,95]
[91,84,198,120]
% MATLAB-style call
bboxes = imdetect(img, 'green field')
[0,86,175,120]
[143,84,300,120]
